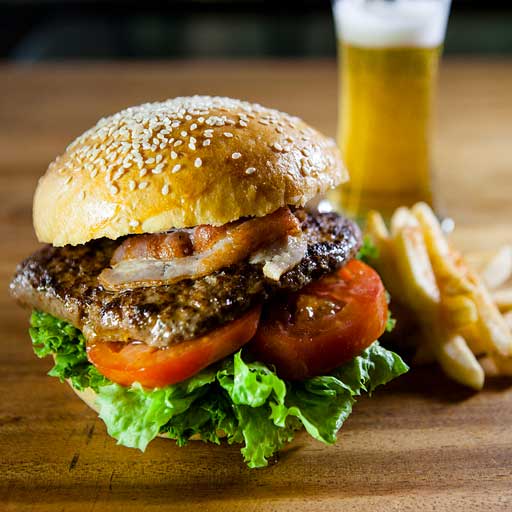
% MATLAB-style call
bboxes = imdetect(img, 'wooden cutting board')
[1,60,512,511]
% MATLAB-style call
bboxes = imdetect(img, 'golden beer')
[331,0,451,221]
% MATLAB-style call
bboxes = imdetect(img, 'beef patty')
[10,211,361,347]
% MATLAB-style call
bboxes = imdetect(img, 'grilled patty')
[11,211,361,347]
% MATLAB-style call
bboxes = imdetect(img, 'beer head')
[333,0,451,49]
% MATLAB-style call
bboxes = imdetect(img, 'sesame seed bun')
[34,96,347,246]
[70,382,225,442]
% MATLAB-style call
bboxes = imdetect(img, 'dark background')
[2,0,512,61]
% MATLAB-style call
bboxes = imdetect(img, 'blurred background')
[2,0,512,61]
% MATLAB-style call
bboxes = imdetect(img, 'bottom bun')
[67,381,225,441]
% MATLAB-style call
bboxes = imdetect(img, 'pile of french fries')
[365,202,512,390]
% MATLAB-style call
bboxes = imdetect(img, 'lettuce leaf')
[356,235,379,264]
[29,311,408,468]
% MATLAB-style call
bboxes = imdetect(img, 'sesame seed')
[239,120,248,127]
[171,151,178,159]
[204,129,214,138]
[161,184,170,195]
[259,119,270,126]
[152,163,164,174]
[190,136,196,144]
[128,180,136,191]
[90,169,98,178]
[129,220,139,228]
[245,167,256,175]
[174,140,183,147]
[109,185,119,195]
[139,168,147,177]
[113,169,125,181]
[180,131,188,137]
[139,181,148,190]
[231,152,242,160]
[188,142,196,150]
[194,157,202,168]
[198,117,205,124]
[202,139,211,147]
[172,164,182,173]
[223,132,233,138]
[79,190,86,200]
[156,154,163,163]
[190,123,197,130]
[273,142,283,151]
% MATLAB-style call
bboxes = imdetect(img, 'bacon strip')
[111,231,193,264]
[99,208,301,291]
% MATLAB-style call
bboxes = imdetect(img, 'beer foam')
[333,0,451,48]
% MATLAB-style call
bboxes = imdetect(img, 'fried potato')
[481,246,512,290]
[412,203,474,295]
[364,202,512,388]
[436,333,484,390]
[473,289,512,357]
[366,210,404,298]
[441,294,478,330]
[504,311,512,330]
[394,226,440,313]
[480,354,512,377]
[492,288,512,312]
[390,206,417,236]
[366,210,390,241]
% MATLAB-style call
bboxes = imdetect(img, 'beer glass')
[331,0,451,221]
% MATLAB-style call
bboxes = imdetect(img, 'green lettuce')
[29,310,408,468]
[356,235,379,264]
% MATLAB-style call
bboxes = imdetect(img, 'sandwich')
[10,96,407,467]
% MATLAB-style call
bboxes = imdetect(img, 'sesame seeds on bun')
[33,96,347,246]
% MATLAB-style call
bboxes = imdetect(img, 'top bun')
[34,96,347,246]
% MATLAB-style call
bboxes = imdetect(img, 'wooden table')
[1,60,511,511]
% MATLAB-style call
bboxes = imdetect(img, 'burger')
[10,96,407,468]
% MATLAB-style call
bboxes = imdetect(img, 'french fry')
[460,322,487,356]
[480,354,512,377]
[436,333,484,390]
[366,210,390,241]
[441,294,478,330]
[481,246,512,290]
[390,206,417,236]
[472,283,512,357]
[491,354,512,376]
[412,202,474,295]
[492,288,512,312]
[365,202,512,390]
[393,226,440,313]
[479,356,499,377]
[366,210,404,298]
[504,311,512,330]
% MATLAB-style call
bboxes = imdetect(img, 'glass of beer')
[331,0,451,221]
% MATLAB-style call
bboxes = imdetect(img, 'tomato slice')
[87,307,261,388]
[249,260,388,380]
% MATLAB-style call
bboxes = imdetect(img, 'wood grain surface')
[1,59,511,511]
